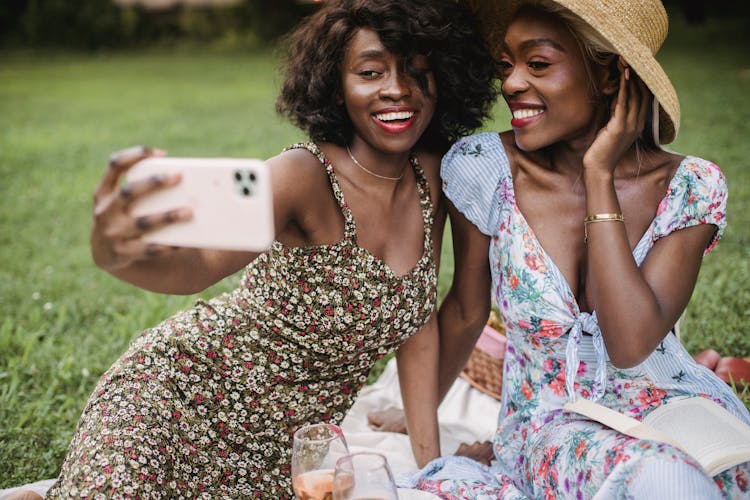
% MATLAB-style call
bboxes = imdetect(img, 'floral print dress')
[47,143,437,499]
[409,132,750,499]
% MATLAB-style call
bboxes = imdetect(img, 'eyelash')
[498,60,550,76]
[358,70,382,79]
[528,61,550,70]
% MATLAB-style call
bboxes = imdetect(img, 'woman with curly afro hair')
[35,0,500,498]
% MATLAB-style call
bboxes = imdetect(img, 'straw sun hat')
[462,0,680,144]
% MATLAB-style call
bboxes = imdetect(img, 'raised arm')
[582,64,719,367]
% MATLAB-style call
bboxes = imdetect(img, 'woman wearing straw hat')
[401,0,750,497]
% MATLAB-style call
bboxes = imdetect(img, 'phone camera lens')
[249,173,256,182]
[242,186,251,197]
[234,171,242,181]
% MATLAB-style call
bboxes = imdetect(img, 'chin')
[513,136,542,153]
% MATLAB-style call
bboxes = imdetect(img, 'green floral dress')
[47,143,437,499]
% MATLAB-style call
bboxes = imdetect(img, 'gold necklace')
[346,146,406,181]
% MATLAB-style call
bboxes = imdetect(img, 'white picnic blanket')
[0,358,500,498]
[340,357,500,475]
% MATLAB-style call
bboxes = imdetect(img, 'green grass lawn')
[2,11,750,488]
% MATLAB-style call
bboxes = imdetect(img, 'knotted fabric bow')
[565,311,607,402]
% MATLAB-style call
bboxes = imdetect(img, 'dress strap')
[410,154,434,258]
[565,311,607,403]
[282,142,357,241]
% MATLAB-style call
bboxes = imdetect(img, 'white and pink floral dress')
[408,132,750,499]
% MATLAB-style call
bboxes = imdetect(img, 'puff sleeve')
[440,132,509,237]
[652,156,727,254]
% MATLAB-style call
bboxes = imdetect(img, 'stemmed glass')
[332,452,399,500]
[292,423,350,500]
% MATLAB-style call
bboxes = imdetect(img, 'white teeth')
[375,111,414,121]
[512,108,544,119]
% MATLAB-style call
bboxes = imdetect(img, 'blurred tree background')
[1,0,748,50]
[0,0,321,50]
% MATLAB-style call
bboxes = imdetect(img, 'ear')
[597,55,624,97]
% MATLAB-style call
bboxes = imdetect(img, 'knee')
[610,444,721,499]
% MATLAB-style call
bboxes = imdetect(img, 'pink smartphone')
[125,157,274,252]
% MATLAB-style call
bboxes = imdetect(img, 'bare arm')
[397,152,447,466]
[584,188,714,367]
[397,313,441,467]
[436,200,492,401]
[583,63,716,367]
[91,146,302,294]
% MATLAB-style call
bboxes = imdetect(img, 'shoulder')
[665,155,727,209]
[267,143,335,206]
[413,145,443,188]
[675,155,726,186]
[413,146,442,179]
[268,143,331,184]
[440,132,512,236]
[654,155,727,253]
[441,132,507,186]
[442,131,509,183]
[442,132,505,168]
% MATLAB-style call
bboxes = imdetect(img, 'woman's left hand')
[454,441,494,465]
[583,57,651,173]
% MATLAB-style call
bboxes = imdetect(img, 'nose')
[501,66,529,96]
[380,70,412,101]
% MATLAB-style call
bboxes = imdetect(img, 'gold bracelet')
[584,213,624,223]
[584,213,624,242]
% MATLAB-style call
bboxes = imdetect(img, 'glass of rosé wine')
[292,423,350,500]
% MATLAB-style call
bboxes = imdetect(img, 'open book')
[564,396,750,476]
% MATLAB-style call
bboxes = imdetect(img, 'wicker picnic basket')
[460,311,507,400]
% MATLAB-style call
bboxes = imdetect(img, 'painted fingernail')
[135,216,151,231]
[142,146,166,156]
[145,244,161,256]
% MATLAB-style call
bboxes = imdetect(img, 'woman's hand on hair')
[583,57,651,174]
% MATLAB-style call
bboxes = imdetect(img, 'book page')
[565,397,750,476]
[643,397,750,476]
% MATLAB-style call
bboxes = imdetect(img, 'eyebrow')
[352,49,387,61]
[518,38,567,52]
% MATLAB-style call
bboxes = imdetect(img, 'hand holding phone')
[125,157,274,252]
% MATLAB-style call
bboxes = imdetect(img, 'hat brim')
[463,0,679,144]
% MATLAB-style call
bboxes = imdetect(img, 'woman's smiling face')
[500,8,602,152]
[340,28,437,154]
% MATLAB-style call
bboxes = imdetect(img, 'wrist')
[583,168,615,185]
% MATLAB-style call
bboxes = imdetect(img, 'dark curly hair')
[276,0,499,148]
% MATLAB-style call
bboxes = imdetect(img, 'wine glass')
[292,423,350,500]
[332,452,399,500]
